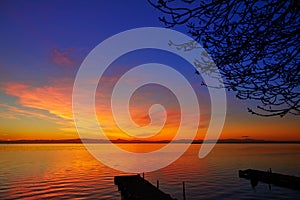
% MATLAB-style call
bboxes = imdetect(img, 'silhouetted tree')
[149,0,299,117]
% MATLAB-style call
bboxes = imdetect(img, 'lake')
[0,144,300,199]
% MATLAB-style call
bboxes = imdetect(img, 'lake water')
[0,144,300,199]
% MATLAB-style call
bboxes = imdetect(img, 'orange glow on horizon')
[0,77,299,142]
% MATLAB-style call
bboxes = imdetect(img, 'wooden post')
[157,180,159,189]
[183,181,186,200]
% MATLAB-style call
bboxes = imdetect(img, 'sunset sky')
[0,0,299,141]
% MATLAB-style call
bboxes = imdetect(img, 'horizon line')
[1,138,300,144]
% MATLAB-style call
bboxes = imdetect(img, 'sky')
[0,0,299,141]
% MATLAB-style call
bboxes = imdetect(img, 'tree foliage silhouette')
[149,0,299,117]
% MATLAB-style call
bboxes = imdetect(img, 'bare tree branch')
[149,0,300,117]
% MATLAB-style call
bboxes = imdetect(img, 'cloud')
[0,103,64,122]
[242,135,250,138]
[1,78,75,131]
[3,79,72,119]
[0,64,10,80]
[1,73,209,139]
[0,76,118,134]
[50,48,75,67]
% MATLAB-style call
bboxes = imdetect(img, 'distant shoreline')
[0,138,300,144]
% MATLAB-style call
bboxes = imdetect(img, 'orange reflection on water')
[1,144,300,199]
[0,144,122,199]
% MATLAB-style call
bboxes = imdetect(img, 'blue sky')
[0,0,299,141]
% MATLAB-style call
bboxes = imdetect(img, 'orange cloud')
[2,79,74,132]
[0,103,62,122]
[1,75,207,141]
[50,48,75,67]
[5,80,72,119]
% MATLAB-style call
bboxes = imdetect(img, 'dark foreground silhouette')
[114,174,176,200]
[239,169,300,191]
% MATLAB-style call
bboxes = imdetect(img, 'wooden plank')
[114,175,176,200]
[239,169,300,190]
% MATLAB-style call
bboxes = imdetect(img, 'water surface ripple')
[0,144,299,199]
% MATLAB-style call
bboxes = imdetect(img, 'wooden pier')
[114,174,176,200]
[239,169,300,190]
